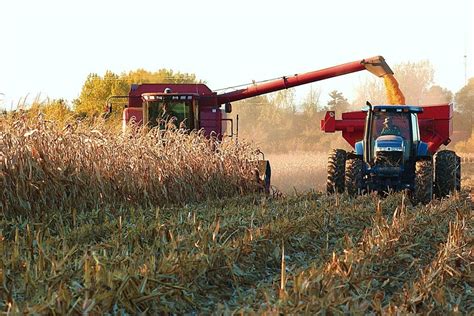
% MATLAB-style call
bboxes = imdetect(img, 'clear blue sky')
[0,0,472,109]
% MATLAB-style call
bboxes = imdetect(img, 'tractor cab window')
[372,112,411,140]
[146,97,193,129]
[370,111,412,161]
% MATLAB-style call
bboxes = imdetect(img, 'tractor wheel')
[413,159,433,204]
[327,149,346,194]
[434,150,459,198]
[345,157,365,196]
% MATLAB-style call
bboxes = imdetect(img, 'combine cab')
[321,103,461,203]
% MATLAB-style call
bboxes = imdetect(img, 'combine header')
[106,56,397,193]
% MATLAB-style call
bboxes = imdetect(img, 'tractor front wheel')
[327,149,346,194]
[434,150,460,197]
[413,159,433,204]
[345,157,365,196]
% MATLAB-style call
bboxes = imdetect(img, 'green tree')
[301,85,321,116]
[353,77,385,106]
[327,90,349,112]
[29,98,74,122]
[454,78,474,116]
[453,78,474,140]
[269,88,296,113]
[421,85,453,104]
[393,60,434,104]
[74,71,128,118]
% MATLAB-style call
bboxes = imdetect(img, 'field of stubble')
[1,118,473,314]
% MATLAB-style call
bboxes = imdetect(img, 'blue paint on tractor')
[355,141,364,155]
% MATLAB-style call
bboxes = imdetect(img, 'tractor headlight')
[374,135,404,152]
[374,144,404,152]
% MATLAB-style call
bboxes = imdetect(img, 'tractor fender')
[355,141,364,156]
[417,142,430,157]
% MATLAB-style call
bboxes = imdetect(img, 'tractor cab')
[355,105,427,191]
[363,105,423,165]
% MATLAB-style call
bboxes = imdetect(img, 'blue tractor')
[322,103,461,204]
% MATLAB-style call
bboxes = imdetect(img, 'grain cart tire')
[345,157,364,196]
[327,149,346,194]
[456,154,461,191]
[413,159,433,204]
[434,150,458,198]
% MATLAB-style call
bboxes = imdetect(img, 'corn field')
[0,117,473,314]
[0,115,260,216]
[0,192,472,313]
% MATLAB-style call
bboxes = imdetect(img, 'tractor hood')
[374,135,404,152]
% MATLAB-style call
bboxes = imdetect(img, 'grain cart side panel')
[418,104,453,154]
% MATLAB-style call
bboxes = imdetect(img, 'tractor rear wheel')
[434,150,460,198]
[327,149,346,194]
[413,159,433,204]
[345,157,365,196]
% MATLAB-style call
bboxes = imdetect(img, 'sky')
[0,0,473,109]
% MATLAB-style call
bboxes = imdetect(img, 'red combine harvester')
[321,102,460,203]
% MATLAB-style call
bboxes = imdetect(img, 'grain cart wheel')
[345,156,364,196]
[327,149,346,194]
[434,150,458,198]
[413,159,433,204]
[456,154,461,191]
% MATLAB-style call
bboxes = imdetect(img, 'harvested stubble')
[0,115,260,216]
[0,190,472,314]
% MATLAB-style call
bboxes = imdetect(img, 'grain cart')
[321,103,460,203]
[106,56,394,193]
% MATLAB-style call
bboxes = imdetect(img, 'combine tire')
[327,149,346,194]
[434,150,460,197]
[345,157,365,196]
[413,159,433,204]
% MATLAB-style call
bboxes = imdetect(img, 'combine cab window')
[148,100,193,129]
